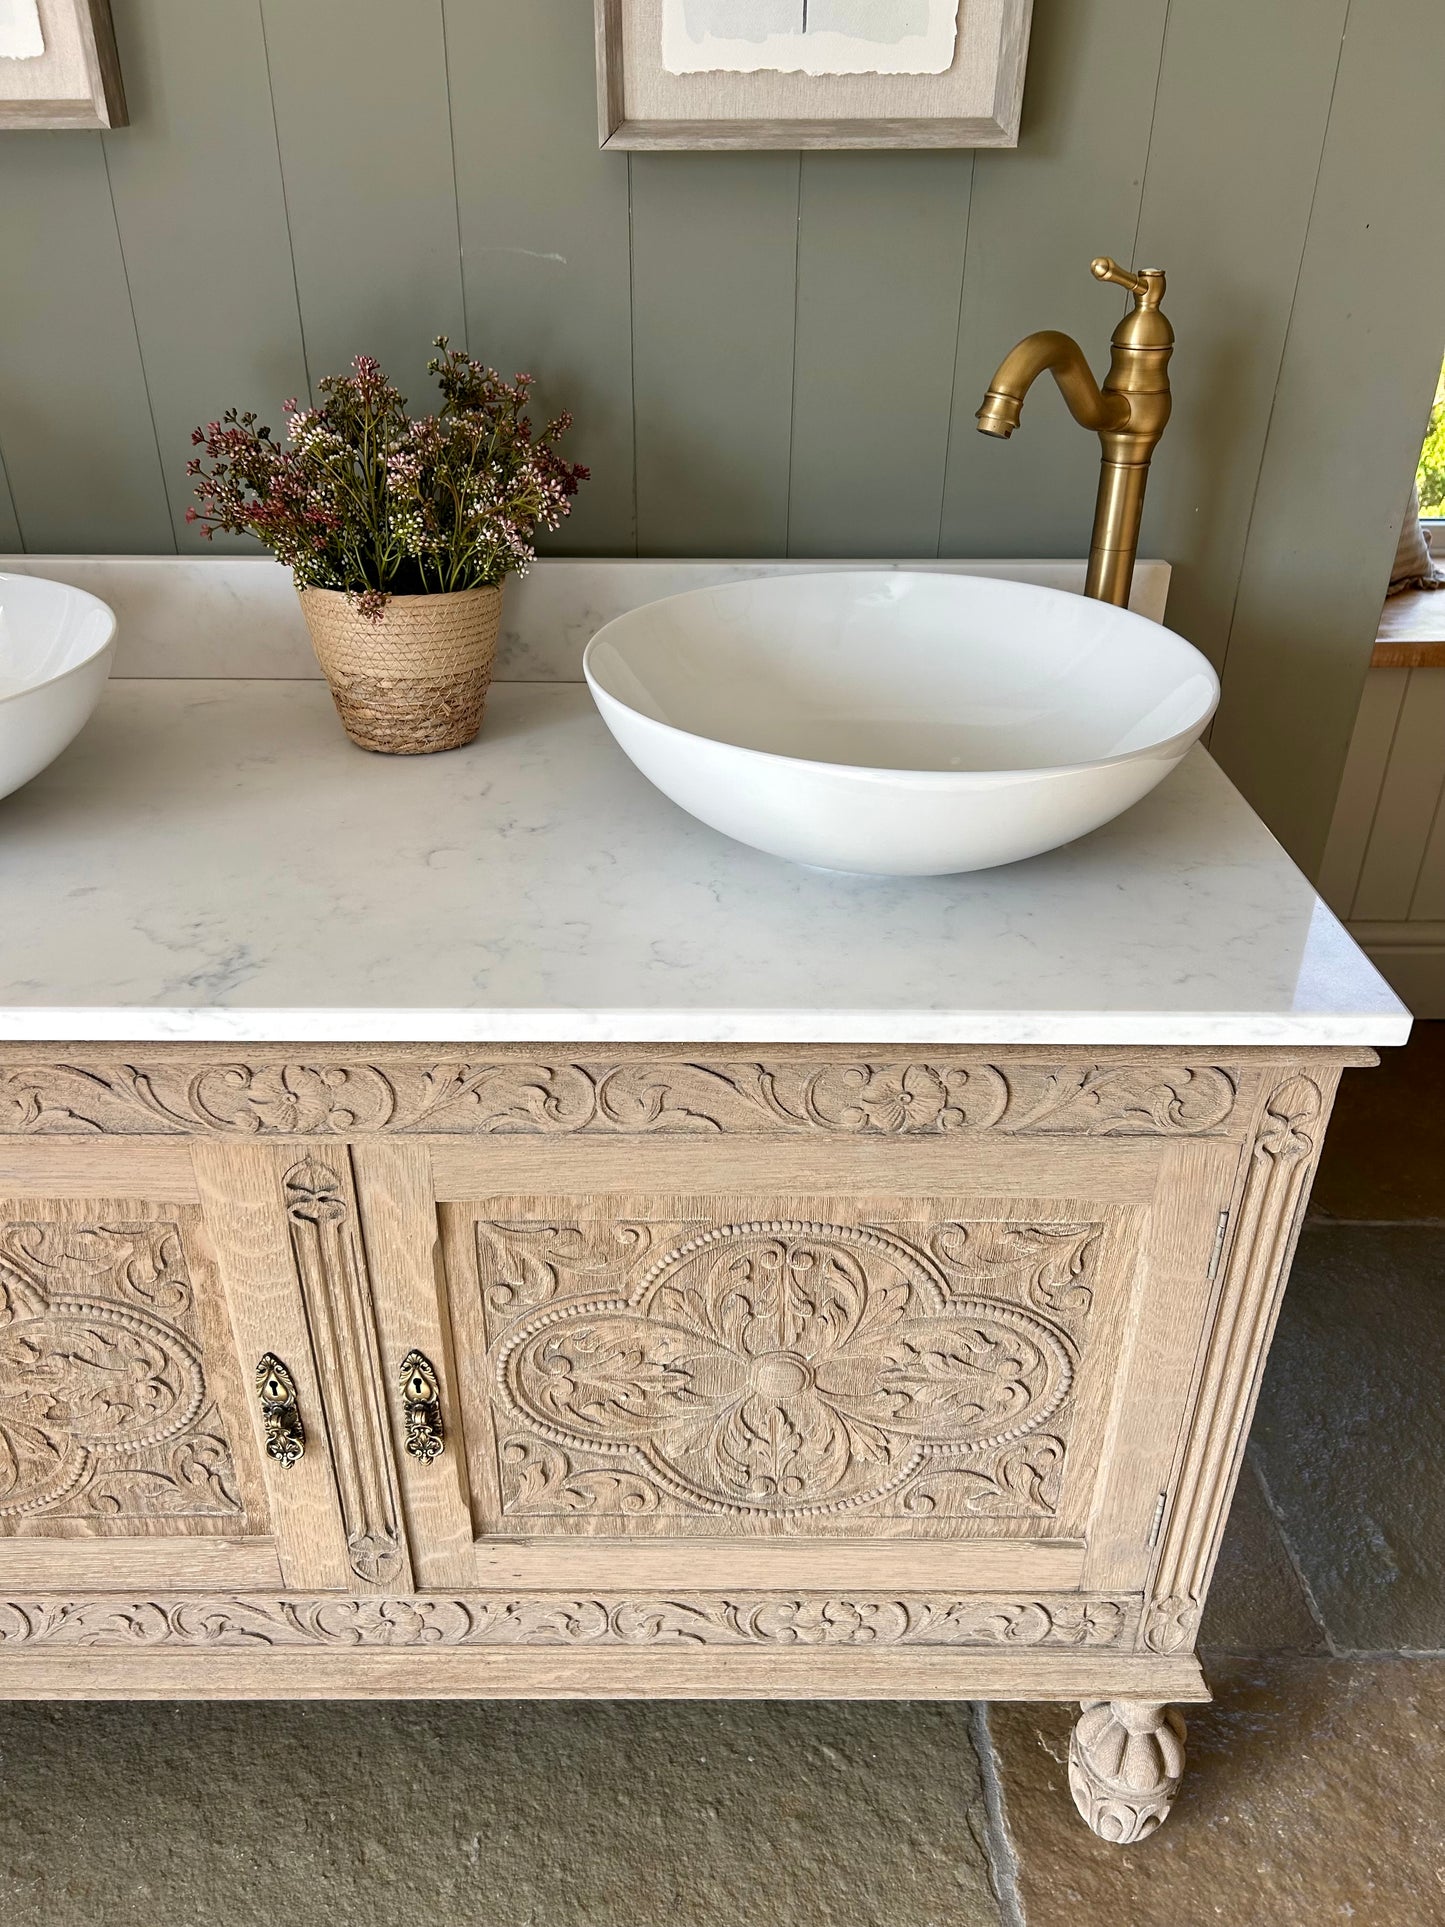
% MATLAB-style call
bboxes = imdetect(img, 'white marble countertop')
[0,678,1407,1046]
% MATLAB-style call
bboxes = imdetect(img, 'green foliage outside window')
[1418,353,1445,519]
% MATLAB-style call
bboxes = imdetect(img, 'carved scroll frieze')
[0,1590,1135,1651]
[0,1057,1239,1139]
[0,1220,242,1524]
[1142,1072,1330,1659]
[282,1158,408,1588]
[478,1212,1094,1533]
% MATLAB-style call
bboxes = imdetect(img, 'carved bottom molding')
[0,1591,1137,1652]
[1069,1698,1187,1843]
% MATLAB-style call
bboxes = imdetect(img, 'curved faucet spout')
[973,259,1173,606]
[975,330,1129,440]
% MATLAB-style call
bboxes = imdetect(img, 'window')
[1418,351,1445,544]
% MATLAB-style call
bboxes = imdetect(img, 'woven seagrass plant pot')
[299,583,504,755]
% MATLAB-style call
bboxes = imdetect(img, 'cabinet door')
[0,1145,370,1595]
[375,1130,1241,1620]
[193,1142,415,1592]
[0,1184,288,1593]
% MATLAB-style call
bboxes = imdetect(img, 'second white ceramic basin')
[584,571,1220,876]
[0,572,116,804]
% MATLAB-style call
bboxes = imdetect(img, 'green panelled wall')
[1,0,1442,870]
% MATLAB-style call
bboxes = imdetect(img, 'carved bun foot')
[1068,1699,1186,1843]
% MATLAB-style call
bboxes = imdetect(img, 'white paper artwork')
[0,0,44,60]
[662,0,961,76]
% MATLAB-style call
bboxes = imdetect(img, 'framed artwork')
[594,0,1032,150]
[0,0,125,129]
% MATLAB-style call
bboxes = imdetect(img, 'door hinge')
[1147,1490,1168,1549]
[1207,1208,1230,1281]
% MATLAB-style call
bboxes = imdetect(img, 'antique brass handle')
[256,1353,305,1469]
[399,1349,445,1464]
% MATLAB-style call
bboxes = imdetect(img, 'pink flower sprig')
[186,341,589,620]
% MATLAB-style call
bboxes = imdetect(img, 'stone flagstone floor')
[0,1031,1442,1926]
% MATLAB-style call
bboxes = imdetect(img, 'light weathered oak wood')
[427,1135,1169,1205]
[191,1143,355,1590]
[0,1036,1361,1818]
[350,1141,477,1588]
[0,1539,282,1589]
[1080,1139,1242,1593]
[1372,588,1445,668]
[0,1143,199,1198]
[0,1646,1210,1703]
[468,1539,1085,1592]
[1069,1699,1187,1843]
[1140,1071,1341,1655]
[0,1193,274,1575]
[442,1187,1111,1555]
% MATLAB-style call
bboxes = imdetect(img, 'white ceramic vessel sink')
[0,573,117,805]
[584,571,1220,876]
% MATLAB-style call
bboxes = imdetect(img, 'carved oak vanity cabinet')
[0,1041,1362,1839]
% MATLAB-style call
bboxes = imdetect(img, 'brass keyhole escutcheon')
[256,1353,305,1469]
[399,1349,445,1464]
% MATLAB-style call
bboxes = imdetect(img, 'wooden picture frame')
[594,0,1032,150]
[0,0,126,130]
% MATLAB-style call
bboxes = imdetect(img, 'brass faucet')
[976,258,1173,608]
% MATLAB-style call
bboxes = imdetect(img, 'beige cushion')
[1390,481,1443,593]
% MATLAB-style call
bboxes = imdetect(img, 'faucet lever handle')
[1091,257,1165,308]
[1090,257,1148,298]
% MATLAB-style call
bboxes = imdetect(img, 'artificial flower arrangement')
[187,341,588,754]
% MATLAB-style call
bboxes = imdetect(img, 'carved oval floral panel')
[0,1221,243,1525]
[495,1220,1078,1520]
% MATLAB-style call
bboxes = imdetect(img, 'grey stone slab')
[0,1700,1003,1927]
[1251,1223,1445,1653]
[1198,1457,1327,1656]
[992,1658,1445,1923]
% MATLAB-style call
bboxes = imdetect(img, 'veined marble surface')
[0,679,1407,1045]
[0,555,1172,682]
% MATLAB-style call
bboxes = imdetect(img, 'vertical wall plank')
[445,0,635,552]
[263,0,465,396]
[631,154,800,556]
[1132,0,1349,672]
[0,445,22,553]
[102,0,309,553]
[1315,667,1408,915]
[787,152,972,557]
[1351,672,1445,921]
[0,136,171,553]
[1409,755,1445,923]
[938,0,1169,558]
[1209,0,1445,873]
